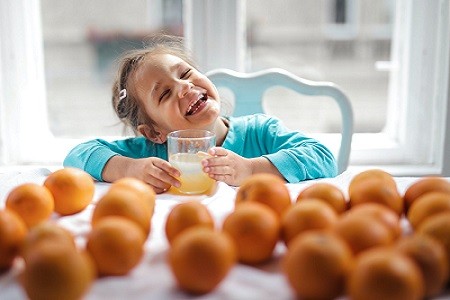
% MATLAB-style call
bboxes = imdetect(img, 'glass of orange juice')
[167,129,216,194]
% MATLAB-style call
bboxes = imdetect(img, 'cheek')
[194,76,220,100]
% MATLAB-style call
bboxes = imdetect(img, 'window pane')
[40,0,183,138]
[246,0,394,133]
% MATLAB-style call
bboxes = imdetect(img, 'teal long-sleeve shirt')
[63,114,337,183]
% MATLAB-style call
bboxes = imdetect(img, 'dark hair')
[111,34,197,134]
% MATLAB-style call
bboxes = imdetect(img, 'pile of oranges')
[0,167,96,299]
[164,171,450,299]
[2,167,450,299]
[281,169,450,300]
[0,168,157,299]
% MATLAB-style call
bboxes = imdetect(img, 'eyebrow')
[171,62,184,72]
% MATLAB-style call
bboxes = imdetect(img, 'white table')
[0,168,449,299]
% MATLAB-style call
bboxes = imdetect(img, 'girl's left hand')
[201,147,252,186]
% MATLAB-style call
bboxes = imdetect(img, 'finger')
[147,162,181,188]
[203,154,229,168]
[204,165,232,176]
[143,170,180,189]
[154,159,181,177]
[208,173,231,182]
[208,147,228,157]
[153,186,168,194]
[144,176,172,191]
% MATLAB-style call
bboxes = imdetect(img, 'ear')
[137,124,166,144]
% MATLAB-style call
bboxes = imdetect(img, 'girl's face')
[133,53,221,140]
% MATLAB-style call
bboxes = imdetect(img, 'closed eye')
[181,68,191,79]
[159,68,191,102]
[159,89,170,102]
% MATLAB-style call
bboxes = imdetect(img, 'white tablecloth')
[0,168,449,300]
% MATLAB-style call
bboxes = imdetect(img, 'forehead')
[139,53,186,75]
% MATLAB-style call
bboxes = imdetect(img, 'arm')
[63,138,180,193]
[258,116,338,182]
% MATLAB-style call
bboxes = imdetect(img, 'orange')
[406,192,450,230]
[222,201,280,264]
[0,209,27,271]
[403,176,450,213]
[282,231,353,299]
[333,212,394,255]
[86,216,146,276]
[416,211,450,274]
[21,221,76,257]
[92,187,152,236]
[165,201,214,245]
[348,247,424,300]
[395,234,449,298]
[235,173,291,218]
[280,199,338,246]
[44,167,95,216]
[21,242,96,300]
[348,177,403,216]
[109,177,156,216]
[168,227,236,295]
[345,202,402,239]
[296,182,347,214]
[5,183,54,228]
[348,169,397,196]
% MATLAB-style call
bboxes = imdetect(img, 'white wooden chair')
[206,68,354,174]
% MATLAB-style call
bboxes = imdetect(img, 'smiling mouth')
[185,93,208,116]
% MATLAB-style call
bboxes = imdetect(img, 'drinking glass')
[167,129,216,194]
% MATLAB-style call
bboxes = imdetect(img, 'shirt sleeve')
[255,115,338,182]
[63,137,158,181]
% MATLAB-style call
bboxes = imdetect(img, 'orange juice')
[169,153,215,194]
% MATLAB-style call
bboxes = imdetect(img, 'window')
[186,0,450,176]
[41,0,183,138]
[245,0,392,134]
[1,0,449,176]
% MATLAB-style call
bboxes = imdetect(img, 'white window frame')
[1,0,449,177]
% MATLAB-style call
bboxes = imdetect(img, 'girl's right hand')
[103,155,181,194]
[127,157,181,194]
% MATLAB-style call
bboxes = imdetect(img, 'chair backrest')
[206,68,354,174]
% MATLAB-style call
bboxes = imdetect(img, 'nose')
[178,81,193,98]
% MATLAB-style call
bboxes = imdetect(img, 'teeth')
[186,99,200,115]
[186,94,207,116]
[190,103,201,115]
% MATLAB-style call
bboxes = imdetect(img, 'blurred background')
[40,0,393,137]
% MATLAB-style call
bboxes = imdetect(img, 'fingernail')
[203,167,210,173]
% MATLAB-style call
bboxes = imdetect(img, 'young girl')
[64,35,337,194]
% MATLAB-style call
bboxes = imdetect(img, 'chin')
[208,100,221,114]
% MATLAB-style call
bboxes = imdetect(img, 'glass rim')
[167,129,215,140]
